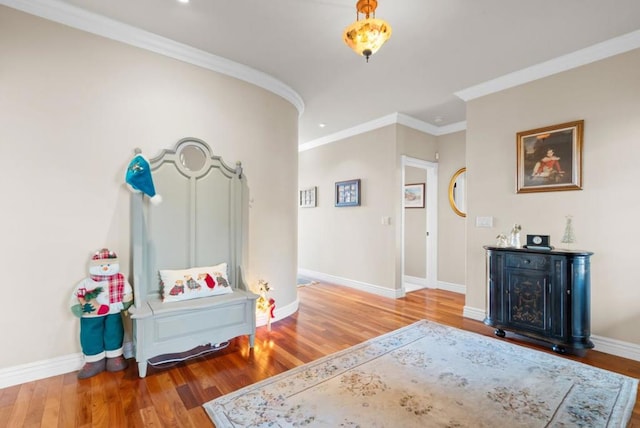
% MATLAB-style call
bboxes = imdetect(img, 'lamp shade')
[343,18,392,60]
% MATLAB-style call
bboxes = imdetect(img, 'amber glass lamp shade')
[343,0,392,62]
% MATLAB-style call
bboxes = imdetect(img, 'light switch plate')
[476,216,494,228]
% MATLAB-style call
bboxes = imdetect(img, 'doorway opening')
[401,156,437,293]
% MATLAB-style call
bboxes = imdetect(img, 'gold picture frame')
[516,120,584,193]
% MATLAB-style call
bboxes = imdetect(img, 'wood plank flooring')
[2,283,639,427]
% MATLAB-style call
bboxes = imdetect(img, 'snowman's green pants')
[80,313,124,362]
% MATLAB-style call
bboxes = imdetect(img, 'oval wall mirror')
[448,167,467,217]
[179,144,206,172]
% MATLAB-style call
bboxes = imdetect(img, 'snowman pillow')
[159,262,233,303]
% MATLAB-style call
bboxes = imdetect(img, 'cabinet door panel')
[506,270,549,333]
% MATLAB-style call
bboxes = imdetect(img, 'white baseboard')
[403,276,466,295]
[256,298,299,327]
[463,305,486,321]
[0,353,83,389]
[591,334,640,362]
[404,275,430,288]
[437,281,466,294]
[298,268,403,299]
[123,340,134,359]
[462,305,640,362]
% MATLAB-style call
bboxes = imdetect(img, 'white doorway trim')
[401,156,438,292]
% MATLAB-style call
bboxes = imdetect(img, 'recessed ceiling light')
[178,0,189,3]
[319,123,326,128]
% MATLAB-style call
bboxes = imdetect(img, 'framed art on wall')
[404,183,425,208]
[299,186,317,208]
[335,179,360,207]
[516,120,584,193]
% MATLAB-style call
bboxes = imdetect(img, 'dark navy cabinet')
[483,246,594,353]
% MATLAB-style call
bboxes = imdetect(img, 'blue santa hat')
[125,153,162,205]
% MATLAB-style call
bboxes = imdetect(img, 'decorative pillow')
[160,262,233,303]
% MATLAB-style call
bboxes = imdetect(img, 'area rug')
[296,277,316,286]
[204,320,638,427]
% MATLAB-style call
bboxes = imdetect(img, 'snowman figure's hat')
[125,152,162,205]
[90,248,119,265]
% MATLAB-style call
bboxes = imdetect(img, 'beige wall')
[0,7,299,369]
[298,126,398,289]
[299,124,445,293]
[396,125,438,159]
[465,48,640,345]
[437,131,467,286]
[404,166,427,278]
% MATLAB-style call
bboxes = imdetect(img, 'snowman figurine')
[70,249,133,379]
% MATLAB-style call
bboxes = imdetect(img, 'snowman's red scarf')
[90,272,125,304]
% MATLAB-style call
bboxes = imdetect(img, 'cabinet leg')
[494,329,506,338]
[552,344,566,354]
[137,361,148,378]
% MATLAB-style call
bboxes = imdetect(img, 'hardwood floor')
[2,283,639,427]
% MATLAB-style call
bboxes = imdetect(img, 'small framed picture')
[299,186,317,208]
[404,183,425,208]
[335,179,360,207]
[516,120,583,193]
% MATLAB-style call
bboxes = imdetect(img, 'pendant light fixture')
[343,0,392,62]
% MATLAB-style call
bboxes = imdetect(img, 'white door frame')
[401,155,438,291]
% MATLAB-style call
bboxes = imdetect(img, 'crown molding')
[396,114,467,136]
[434,120,467,135]
[395,113,440,135]
[299,113,466,152]
[299,113,397,152]
[1,0,305,116]
[455,29,640,102]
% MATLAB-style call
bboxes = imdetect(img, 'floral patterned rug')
[204,320,638,427]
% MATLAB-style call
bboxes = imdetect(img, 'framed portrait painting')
[404,183,425,208]
[335,179,360,207]
[516,120,584,193]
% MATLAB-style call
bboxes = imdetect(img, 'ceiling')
[8,0,640,144]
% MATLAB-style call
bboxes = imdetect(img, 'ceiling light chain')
[343,0,392,62]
